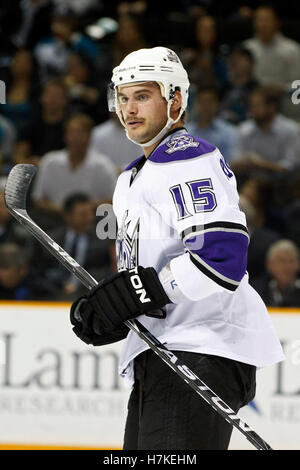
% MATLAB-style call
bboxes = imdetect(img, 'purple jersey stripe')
[185,231,248,283]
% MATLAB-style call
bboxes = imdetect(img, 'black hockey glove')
[70,266,170,341]
[70,296,130,346]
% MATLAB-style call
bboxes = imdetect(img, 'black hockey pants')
[123,349,256,450]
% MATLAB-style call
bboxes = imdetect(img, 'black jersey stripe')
[182,222,249,241]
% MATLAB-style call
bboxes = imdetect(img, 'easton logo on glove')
[129,267,151,303]
[73,266,170,334]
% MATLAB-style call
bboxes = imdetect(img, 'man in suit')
[33,192,115,300]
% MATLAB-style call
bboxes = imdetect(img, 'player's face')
[117,82,168,145]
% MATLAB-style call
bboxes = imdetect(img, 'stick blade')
[4,164,37,211]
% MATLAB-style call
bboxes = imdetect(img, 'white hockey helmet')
[108,47,190,146]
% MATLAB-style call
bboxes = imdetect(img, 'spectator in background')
[239,172,289,235]
[112,14,147,67]
[239,175,273,228]
[0,49,39,140]
[0,243,51,300]
[34,9,99,78]
[116,1,148,17]
[252,239,300,307]
[285,172,300,251]
[32,113,117,217]
[239,194,279,283]
[244,5,300,89]
[13,139,39,167]
[187,86,238,162]
[182,15,227,91]
[64,52,108,124]
[27,77,69,159]
[89,113,141,172]
[232,85,300,173]
[220,47,259,124]
[32,193,114,300]
[0,0,53,55]
[13,0,54,50]
[14,78,68,168]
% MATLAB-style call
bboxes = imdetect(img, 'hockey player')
[70,47,284,449]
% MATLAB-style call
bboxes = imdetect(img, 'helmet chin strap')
[118,100,183,148]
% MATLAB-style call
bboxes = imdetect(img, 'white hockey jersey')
[113,128,285,387]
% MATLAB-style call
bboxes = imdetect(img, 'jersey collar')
[129,127,187,186]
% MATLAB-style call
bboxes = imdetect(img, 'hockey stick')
[5,164,272,450]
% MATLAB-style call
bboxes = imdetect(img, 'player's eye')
[118,96,128,104]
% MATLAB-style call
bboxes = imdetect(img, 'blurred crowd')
[0,0,299,306]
